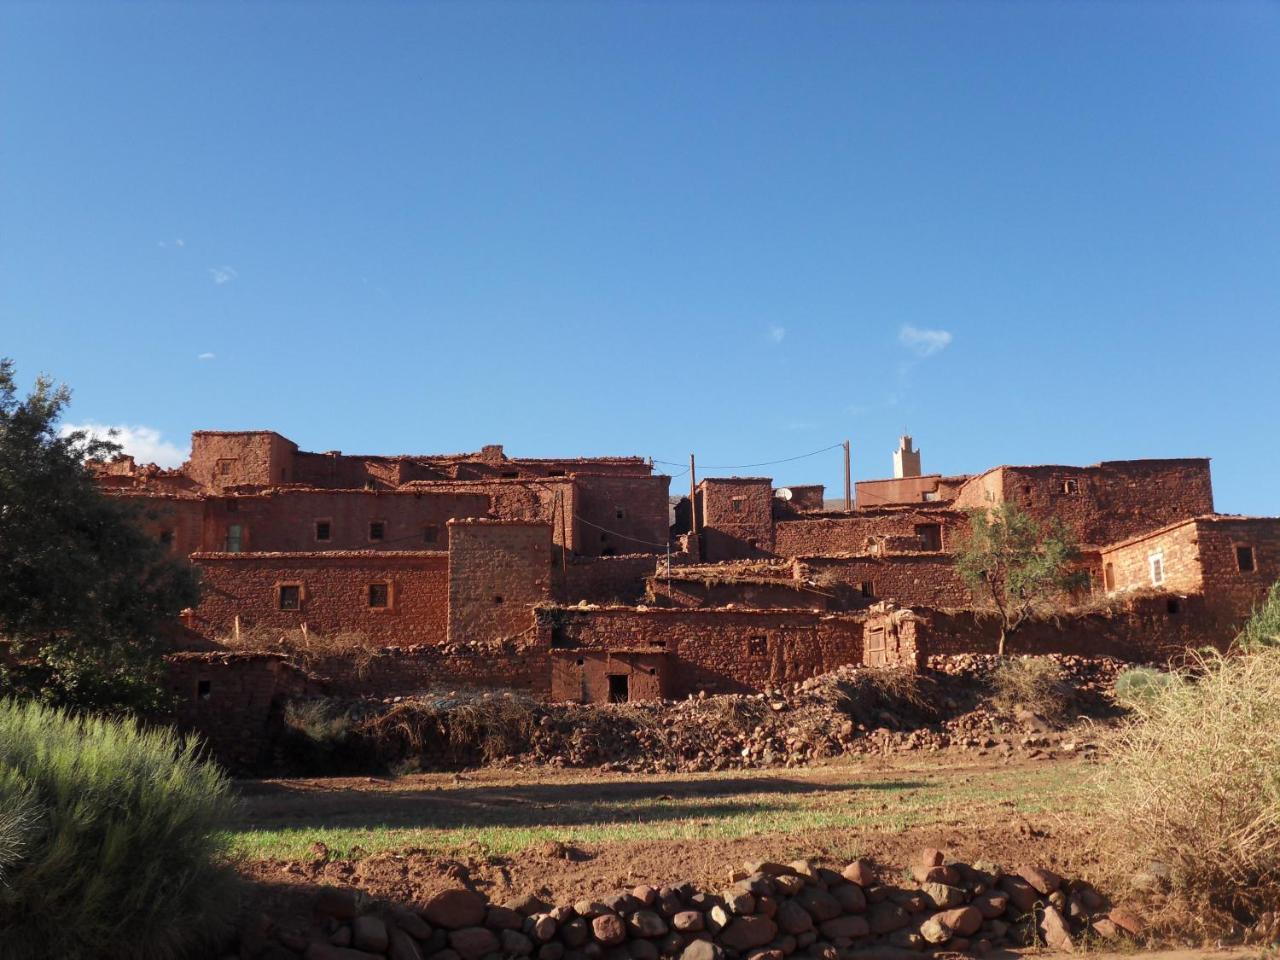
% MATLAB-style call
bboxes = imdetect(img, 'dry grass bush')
[1093,645,1280,935]
[989,655,1070,721]
[218,624,382,676]
[829,667,938,722]
[360,689,540,765]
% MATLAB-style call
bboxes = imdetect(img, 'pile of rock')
[240,851,1145,960]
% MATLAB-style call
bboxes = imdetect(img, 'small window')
[549,469,566,477]
[601,547,616,557]
[159,529,174,547]
[315,520,332,542]
[575,657,584,666]
[607,674,629,704]
[731,497,745,514]
[1167,598,1181,615]
[423,524,439,544]
[369,521,386,541]
[1236,545,1256,573]
[922,491,939,502]
[1149,552,1164,586]
[225,524,243,553]
[984,490,995,503]
[493,595,504,604]
[278,584,301,610]
[748,636,767,657]
[1104,562,1115,592]
[1062,479,1079,495]
[915,523,942,552]
[860,581,875,598]
[615,508,626,520]
[500,471,519,479]
[196,679,212,700]
[216,459,235,476]
[747,539,760,550]
[368,582,390,608]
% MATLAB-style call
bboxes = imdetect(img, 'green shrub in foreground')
[1113,665,1180,709]
[0,699,240,959]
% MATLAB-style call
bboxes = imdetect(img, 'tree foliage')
[1237,579,1280,650]
[954,502,1087,655]
[0,359,199,709]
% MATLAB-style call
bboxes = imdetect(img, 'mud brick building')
[94,430,1279,763]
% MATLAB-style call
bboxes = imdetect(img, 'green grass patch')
[227,764,1084,861]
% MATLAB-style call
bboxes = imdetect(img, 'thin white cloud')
[899,324,953,357]
[158,238,186,249]
[197,352,216,361]
[768,324,787,344]
[61,423,188,469]
[208,266,238,285]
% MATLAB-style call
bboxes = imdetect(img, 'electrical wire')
[654,442,844,472]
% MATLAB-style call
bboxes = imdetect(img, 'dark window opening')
[748,539,760,550]
[216,459,235,477]
[860,581,874,598]
[1167,598,1181,615]
[607,674,629,703]
[225,524,243,553]
[1237,545,1257,573]
[315,520,331,542]
[731,497,745,514]
[748,636,767,657]
[278,585,301,610]
[575,657,584,666]
[368,582,390,608]
[493,595,504,604]
[196,679,212,700]
[369,521,385,541]
[648,667,657,675]
[601,547,616,557]
[615,508,625,520]
[915,523,942,552]
[500,471,519,479]
[1062,478,1079,495]
[159,530,174,546]
[1022,485,1032,495]
[1104,563,1115,592]
[549,469,566,477]
[423,524,439,544]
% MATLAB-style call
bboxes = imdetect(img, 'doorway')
[607,674,629,703]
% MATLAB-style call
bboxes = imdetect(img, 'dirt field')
[231,753,1096,908]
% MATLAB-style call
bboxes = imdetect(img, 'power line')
[656,442,844,471]
[571,512,671,548]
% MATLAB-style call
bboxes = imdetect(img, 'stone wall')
[447,521,552,645]
[558,554,660,604]
[801,555,974,609]
[698,478,776,561]
[774,507,962,558]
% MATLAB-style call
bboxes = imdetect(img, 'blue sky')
[2,2,1277,514]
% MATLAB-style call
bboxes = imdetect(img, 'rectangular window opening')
[1149,552,1165,587]
[368,582,390,608]
[216,459,235,477]
[1236,545,1256,573]
[278,584,301,610]
[196,679,212,700]
[1062,478,1080,494]
[1167,598,1181,615]
[748,636,767,657]
[225,524,243,553]
[315,520,331,542]
[860,581,875,598]
[1104,562,1115,592]
[159,530,174,547]
[915,523,942,552]
[369,521,386,541]
[423,524,439,544]
[731,497,745,514]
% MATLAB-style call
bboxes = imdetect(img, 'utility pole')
[843,440,852,511]
[689,453,697,537]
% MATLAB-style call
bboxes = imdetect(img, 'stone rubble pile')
[238,850,1146,960]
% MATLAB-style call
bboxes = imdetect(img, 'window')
[225,524,243,553]
[159,530,174,547]
[747,539,760,550]
[1149,552,1165,586]
[1167,598,1181,615]
[423,524,439,544]
[369,520,386,541]
[731,497,745,514]
[1104,563,1115,592]
[615,508,626,520]
[315,520,332,542]
[915,523,942,552]
[860,581,875,598]
[548,469,566,477]
[278,584,301,610]
[196,679,212,700]
[1062,479,1080,495]
[216,458,235,477]
[922,491,939,502]
[500,471,518,479]
[1236,545,1257,573]
[368,582,390,608]
[984,490,995,503]
[748,636,767,657]
[607,674,629,704]
[493,595,504,604]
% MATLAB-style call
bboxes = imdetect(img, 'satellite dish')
[775,487,793,501]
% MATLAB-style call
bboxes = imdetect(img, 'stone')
[575,901,611,920]
[756,896,777,919]
[628,941,658,960]
[972,892,1008,919]
[315,888,364,922]
[390,906,434,941]
[628,911,668,938]
[918,848,945,868]
[305,946,383,960]
[538,944,565,960]
[592,915,626,946]
[817,916,869,939]
[934,907,982,937]
[707,905,730,933]
[532,916,557,942]
[390,929,424,960]
[919,916,952,945]
[831,884,866,914]
[912,864,961,886]
[841,860,875,887]
[508,894,554,917]
[448,927,500,960]
[633,886,657,906]
[427,951,460,960]
[353,917,389,954]
[1040,905,1074,952]
[918,883,965,911]
[501,930,535,956]
[723,888,756,915]
[426,890,488,930]
[561,918,590,948]
[794,888,842,922]
[1017,865,1062,896]
[719,916,778,951]
[1091,918,1120,940]
[657,894,684,919]
[672,912,704,933]
[330,928,352,948]
[999,876,1039,914]
[866,902,909,934]
[486,906,523,930]
[1109,906,1145,936]
[776,901,813,935]
[679,940,723,960]
[774,875,806,897]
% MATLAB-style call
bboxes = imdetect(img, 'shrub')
[1094,645,1280,934]
[1113,666,1180,709]
[0,699,240,959]
[990,655,1070,721]
[360,689,541,767]
[1238,580,1280,650]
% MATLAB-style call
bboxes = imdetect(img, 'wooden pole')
[843,440,852,511]
[689,454,697,537]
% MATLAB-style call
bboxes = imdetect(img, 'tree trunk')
[997,626,1007,658]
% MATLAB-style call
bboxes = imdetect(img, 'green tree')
[1237,579,1280,650]
[0,360,199,710]
[955,502,1087,656]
